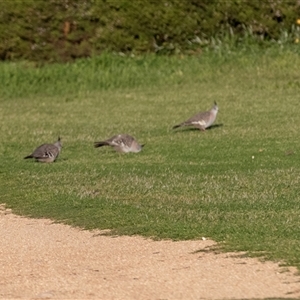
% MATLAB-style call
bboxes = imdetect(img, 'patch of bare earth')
[0,205,300,300]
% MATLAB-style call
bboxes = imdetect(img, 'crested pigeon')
[173,102,218,131]
[94,134,144,153]
[24,137,62,163]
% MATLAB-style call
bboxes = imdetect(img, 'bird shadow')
[206,123,223,130]
[172,123,223,133]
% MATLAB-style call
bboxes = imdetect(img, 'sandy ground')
[1,205,300,300]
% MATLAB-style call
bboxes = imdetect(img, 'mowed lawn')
[0,49,300,269]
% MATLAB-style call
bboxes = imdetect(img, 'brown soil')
[1,205,300,300]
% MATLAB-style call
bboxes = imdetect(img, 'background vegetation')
[1,0,300,62]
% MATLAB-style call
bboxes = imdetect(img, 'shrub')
[1,0,300,62]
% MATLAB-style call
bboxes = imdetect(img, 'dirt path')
[1,205,300,300]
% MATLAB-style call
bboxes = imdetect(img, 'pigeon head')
[213,102,218,112]
[54,137,62,152]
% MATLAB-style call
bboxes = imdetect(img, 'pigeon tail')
[94,141,110,148]
[172,124,182,129]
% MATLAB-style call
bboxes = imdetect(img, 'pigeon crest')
[173,102,218,131]
[94,134,144,153]
[24,137,62,163]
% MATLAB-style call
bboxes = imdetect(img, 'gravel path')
[1,205,300,299]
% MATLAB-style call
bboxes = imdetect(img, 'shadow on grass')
[172,123,223,133]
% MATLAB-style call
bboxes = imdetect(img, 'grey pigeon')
[24,137,62,163]
[94,134,144,153]
[173,102,218,131]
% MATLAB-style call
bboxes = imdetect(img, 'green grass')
[1,48,300,270]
